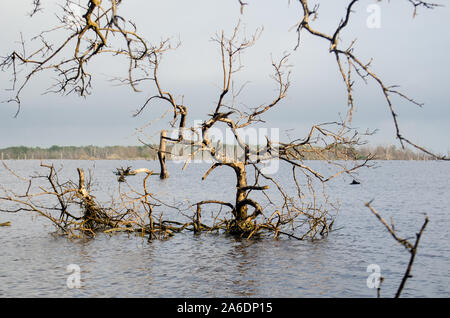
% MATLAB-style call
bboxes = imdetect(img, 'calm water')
[0,160,449,298]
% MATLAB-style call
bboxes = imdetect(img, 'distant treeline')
[356,145,438,160]
[0,145,159,160]
[0,144,441,161]
[282,144,438,161]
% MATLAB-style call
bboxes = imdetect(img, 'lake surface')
[0,160,449,298]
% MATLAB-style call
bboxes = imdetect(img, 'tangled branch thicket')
[0,0,446,243]
[0,161,336,240]
[0,162,194,239]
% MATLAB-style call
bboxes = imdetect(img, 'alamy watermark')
[66,264,81,289]
[367,4,382,29]
[167,121,281,174]
[64,1,83,26]
[366,264,382,289]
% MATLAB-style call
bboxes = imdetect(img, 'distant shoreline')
[0,145,440,161]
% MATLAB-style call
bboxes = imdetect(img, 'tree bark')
[158,130,169,179]
[233,162,248,221]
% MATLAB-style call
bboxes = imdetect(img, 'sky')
[0,0,449,154]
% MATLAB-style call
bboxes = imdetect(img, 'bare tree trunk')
[77,168,99,229]
[233,162,248,221]
[158,130,169,179]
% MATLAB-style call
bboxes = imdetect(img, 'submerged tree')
[0,162,180,239]
[0,0,446,241]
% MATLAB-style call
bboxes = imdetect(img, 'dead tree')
[130,21,373,239]
[2,1,445,161]
[0,162,187,239]
[0,1,446,240]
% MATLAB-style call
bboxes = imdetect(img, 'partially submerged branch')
[365,200,429,298]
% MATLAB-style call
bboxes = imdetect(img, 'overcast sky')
[0,0,449,154]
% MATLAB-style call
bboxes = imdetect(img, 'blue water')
[0,160,449,297]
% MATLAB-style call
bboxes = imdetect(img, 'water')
[0,160,449,297]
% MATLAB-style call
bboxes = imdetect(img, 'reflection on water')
[0,160,449,297]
